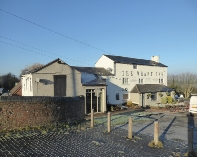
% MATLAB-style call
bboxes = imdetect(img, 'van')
[189,94,197,116]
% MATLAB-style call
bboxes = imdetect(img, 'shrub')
[126,101,133,107]
[166,96,173,103]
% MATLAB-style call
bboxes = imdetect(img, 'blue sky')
[0,0,197,77]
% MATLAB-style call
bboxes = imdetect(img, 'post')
[154,121,159,145]
[108,112,111,132]
[91,109,94,128]
[188,127,194,155]
[128,117,132,139]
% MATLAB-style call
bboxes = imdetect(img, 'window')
[161,78,163,83]
[159,79,160,83]
[116,93,119,100]
[26,78,27,90]
[141,72,143,76]
[139,78,140,84]
[133,64,137,69]
[141,79,143,84]
[137,71,139,76]
[122,78,129,84]
[30,78,32,91]
[123,94,128,99]
[151,93,157,101]
[151,72,153,76]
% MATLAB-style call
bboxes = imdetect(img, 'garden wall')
[0,96,85,131]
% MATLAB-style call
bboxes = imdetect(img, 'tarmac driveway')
[120,112,194,143]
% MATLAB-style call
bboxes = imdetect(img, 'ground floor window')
[151,93,157,101]
[123,93,128,99]
[116,93,119,100]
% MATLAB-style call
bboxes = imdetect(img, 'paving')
[0,108,194,157]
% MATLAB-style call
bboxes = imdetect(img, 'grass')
[148,140,163,148]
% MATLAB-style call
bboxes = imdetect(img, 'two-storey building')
[95,54,173,106]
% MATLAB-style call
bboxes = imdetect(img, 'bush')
[166,96,173,103]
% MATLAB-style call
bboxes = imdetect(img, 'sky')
[0,0,197,77]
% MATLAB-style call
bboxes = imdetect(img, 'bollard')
[128,117,132,139]
[154,121,159,145]
[188,127,194,155]
[91,109,94,128]
[108,112,111,132]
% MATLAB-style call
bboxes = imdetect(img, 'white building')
[95,54,171,106]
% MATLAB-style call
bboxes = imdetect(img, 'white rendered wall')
[95,55,115,74]
[21,74,33,96]
[101,63,167,105]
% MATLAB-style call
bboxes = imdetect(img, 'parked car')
[188,94,197,116]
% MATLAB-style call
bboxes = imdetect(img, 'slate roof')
[104,55,167,67]
[82,78,107,86]
[72,66,113,76]
[130,84,173,93]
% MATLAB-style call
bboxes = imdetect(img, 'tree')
[168,72,197,98]
[0,73,20,90]
[20,63,44,77]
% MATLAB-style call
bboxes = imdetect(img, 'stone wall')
[0,96,85,131]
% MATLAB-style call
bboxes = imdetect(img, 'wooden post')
[91,109,94,128]
[108,112,111,132]
[188,127,194,155]
[154,121,159,145]
[128,117,132,139]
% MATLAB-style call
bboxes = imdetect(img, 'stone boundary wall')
[0,96,85,131]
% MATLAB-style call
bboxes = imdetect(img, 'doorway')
[54,75,66,96]
[86,88,103,114]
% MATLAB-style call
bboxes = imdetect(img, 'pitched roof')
[72,66,113,76]
[10,81,22,96]
[130,84,173,93]
[82,78,107,86]
[104,54,167,67]
[30,58,67,74]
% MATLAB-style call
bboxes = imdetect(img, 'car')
[188,94,197,116]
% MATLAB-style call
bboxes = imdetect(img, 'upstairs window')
[122,78,129,84]
[133,64,137,69]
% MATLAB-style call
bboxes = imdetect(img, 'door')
[54,75,66,96]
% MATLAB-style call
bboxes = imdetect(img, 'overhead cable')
[0,8,111,54]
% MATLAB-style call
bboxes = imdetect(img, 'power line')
[0,8,111,54]
[0,35,92,66]
[0,40,56,59]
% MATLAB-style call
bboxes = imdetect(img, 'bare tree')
[168,72,197,98]
[20,63,44,77]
